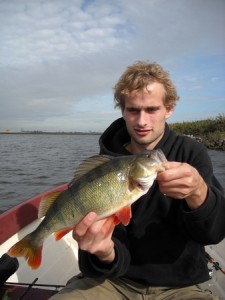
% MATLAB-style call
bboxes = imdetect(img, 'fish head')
[128,149,167,191]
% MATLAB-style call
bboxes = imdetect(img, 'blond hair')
[114,61,179,110]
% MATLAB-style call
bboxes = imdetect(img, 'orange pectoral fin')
[115,206,132,226]
[54,227,73,241]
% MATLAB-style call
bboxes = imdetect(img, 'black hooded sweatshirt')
[78,118,225,287]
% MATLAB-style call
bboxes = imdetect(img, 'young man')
[51,61,225,299]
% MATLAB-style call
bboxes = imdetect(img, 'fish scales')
[70,161,128,217]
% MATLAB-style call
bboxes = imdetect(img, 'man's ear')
[165,107,174,119]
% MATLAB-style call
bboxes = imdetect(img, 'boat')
[0,185,225,299]
[0,184,80,299]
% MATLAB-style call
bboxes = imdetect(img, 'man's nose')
[137,111,148,127]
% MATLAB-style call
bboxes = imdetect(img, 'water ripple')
[0,134,99,211]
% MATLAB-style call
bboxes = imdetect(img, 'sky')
[0,0,225,132]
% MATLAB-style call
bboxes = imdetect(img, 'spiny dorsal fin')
[70,155,113,184]
[38,191,62,218]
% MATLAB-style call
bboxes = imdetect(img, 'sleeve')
[78,224,131,278]
[182,146,225,245]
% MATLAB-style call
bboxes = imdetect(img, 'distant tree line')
[169,114,225,150]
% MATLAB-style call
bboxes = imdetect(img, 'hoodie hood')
[99,118,131,156]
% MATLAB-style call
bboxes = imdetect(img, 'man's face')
[122,81,174,153]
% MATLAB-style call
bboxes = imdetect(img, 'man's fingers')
[86,215,115,237]
[103,216,116,236]
[73,212,97,239]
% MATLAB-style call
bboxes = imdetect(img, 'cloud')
[0,0,130,66]
[0,0,225,131]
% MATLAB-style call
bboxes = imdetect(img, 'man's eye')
[146,107,159,113]
[127,108,139,113]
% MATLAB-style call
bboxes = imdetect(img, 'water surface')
[0,134,224,213]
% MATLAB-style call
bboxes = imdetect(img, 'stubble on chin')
[130,130,164,150]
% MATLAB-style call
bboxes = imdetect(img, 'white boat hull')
[0,218,80,287]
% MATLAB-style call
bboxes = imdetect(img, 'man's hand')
[157,161,208,210]
[72,212,116,264]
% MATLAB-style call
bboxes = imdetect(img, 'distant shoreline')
[0,131,101,135]
[169,114,225,151]
[1,130,224,151]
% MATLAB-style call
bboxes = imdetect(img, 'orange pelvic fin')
[7,235,43,269]
[54,227,73,241]
[115,206,132,226]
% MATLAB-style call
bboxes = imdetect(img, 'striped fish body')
[8,149,167,269]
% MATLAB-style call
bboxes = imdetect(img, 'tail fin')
[7,235,43,269]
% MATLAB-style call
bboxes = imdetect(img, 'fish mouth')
[136,182,147,191]
[135,175,157,191]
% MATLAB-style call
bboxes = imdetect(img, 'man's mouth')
[134,128,152,136]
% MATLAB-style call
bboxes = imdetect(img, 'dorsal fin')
[70,155,113,185]
[38,191,62,218]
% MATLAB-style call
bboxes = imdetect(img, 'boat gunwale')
[0,183,68,245]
